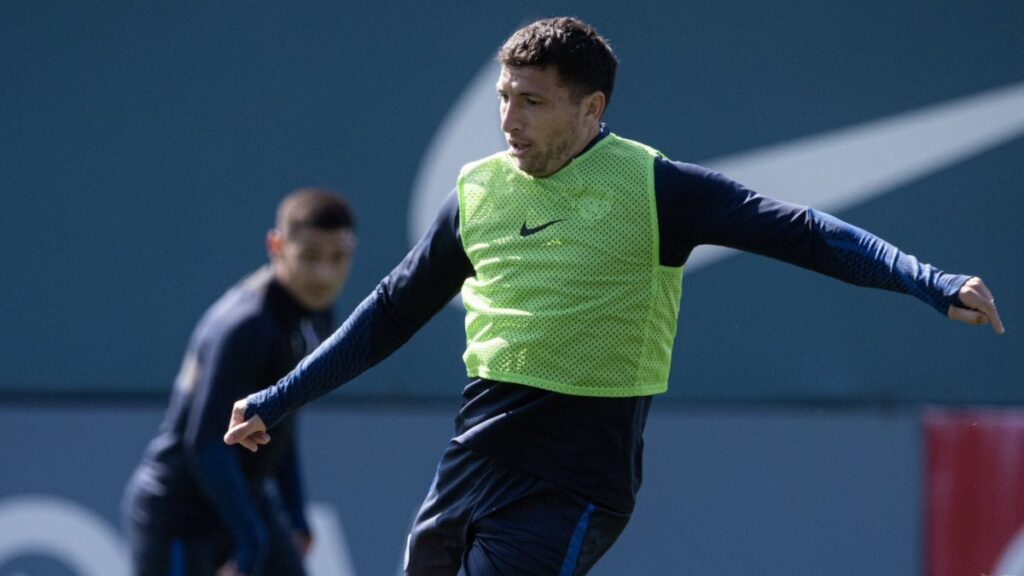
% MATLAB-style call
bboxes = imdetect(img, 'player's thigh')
[261,510,307,576]
[461,487,630,576]
[124,527,170,576]
[122,496,168,575]
[405,442,481,576]
[178,533,231,576]
[126,532,225,576]
[263,541,306,576]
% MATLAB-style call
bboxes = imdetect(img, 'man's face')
[270,227,356,311]
[497,65,594,178]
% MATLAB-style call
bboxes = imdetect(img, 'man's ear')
[266,229,284,259]
[582,90,607,123]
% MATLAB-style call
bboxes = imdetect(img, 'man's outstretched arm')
[654,159,1004,333]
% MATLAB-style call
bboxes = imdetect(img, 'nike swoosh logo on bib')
[520,219,565,237]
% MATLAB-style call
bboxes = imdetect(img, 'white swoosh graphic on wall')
[691,80,1024,269]
[409,63,1024,274]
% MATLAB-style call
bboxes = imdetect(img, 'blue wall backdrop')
[1,3,1023,575]
[2,1,1021,404]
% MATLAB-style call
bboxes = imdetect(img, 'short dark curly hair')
[276,188,355,238]
[497,17,618,107]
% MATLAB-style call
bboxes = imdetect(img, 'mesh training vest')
[457,134,684,397]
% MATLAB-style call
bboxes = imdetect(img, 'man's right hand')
[948,276,1005,334]
[223,399,271,453]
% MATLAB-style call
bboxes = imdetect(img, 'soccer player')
[224,18,1003,576]
[123,188,356,576]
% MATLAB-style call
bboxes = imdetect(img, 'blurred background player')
[225,17,1003,576]
[122,188,356,576]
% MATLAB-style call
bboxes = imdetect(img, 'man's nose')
[501,101,521,133]
[314,261,338,282]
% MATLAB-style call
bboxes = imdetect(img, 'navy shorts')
[405,441,630,576]
[121,472,305,576]
[122,511,305,576]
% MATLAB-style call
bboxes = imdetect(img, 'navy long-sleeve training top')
[125,267,330,573]
[246,128,968,513]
